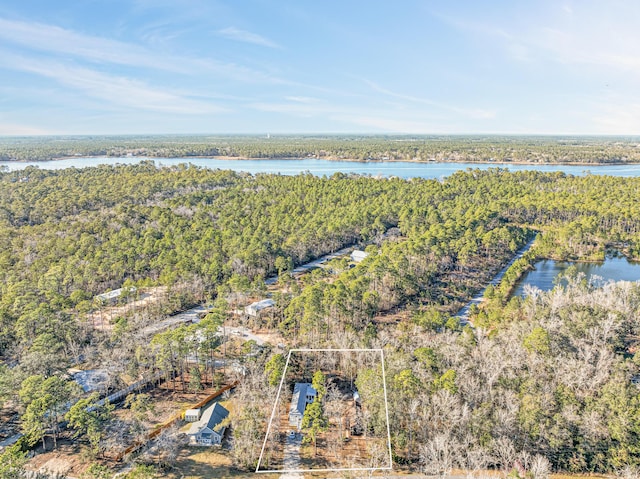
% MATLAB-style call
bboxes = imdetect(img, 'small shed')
[185,408,201,422]
[350,250,369,263]
[245,299,275,317]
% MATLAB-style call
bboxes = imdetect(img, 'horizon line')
[2,132,640,139]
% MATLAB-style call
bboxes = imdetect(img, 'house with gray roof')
[288,383,317,429]
[187,402,229,446]
[245,298,275,317]
[95,286,137,304]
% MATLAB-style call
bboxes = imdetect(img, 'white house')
[95,286,137,304]
[350,250,369,263]
[187,402,229,446]
[184,408,201,422]
[245,299,275,317]
[288,383,317,429]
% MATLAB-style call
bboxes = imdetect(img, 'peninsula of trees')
[3,134,640,164]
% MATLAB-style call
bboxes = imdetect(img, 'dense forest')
[1,164,640,477]
[3,135,640,164]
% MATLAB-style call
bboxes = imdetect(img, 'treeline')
[0,164,405,364]
[3,135,640,163]
[282,219,531,342]
[1,165,640,473]
[375,273,640,473]
[2,166,640,366]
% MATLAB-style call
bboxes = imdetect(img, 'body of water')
[512,255,640,296]
[3,156,640,178]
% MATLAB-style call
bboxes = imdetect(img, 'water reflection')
[512,254,640,296]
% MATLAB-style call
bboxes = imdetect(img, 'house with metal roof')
[187,402,229,446]
[95,286,137,304]
[288,383,317,429]
[245,298,275,317]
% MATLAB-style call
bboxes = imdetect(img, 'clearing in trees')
[256,348,392,473]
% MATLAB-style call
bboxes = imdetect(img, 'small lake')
[512,255,640,296]
[3,156,640,179]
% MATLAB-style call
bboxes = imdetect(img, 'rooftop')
[95,286,137,301]
[188,402,229,435]
[246,298,275,311]
[290,382,317,417]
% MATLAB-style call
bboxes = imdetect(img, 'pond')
[511,254,640,296]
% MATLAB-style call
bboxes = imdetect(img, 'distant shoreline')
[0,154,633,167]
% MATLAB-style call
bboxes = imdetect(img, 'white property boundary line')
[255,348,393,474]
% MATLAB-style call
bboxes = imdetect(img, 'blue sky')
[1,0,639,135]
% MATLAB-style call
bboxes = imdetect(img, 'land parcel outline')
[256,348,392,474]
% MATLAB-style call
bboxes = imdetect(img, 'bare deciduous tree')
[530,454,551,479]
[420,433,459,478]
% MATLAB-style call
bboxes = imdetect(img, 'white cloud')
[218,27,280,48]
[0,18,183,72]
[0,17,284,83]
[530,25,640,75]
[0,52,225,114]
[251,101,330,117]
[442,4,640,77]
[284,96,322,103]
[251,99,467,133]
[591,98,640,135]
[364,80,496,119]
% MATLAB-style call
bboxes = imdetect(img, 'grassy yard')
[166,447,281,479]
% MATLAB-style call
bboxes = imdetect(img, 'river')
[3,156,640,178]
[511,254,640,297]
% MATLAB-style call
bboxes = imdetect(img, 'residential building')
[187,402,229,446]
[288,383,317,429]
[95,286,137,304]
[245,298,275,317]
[350,250,369,263]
